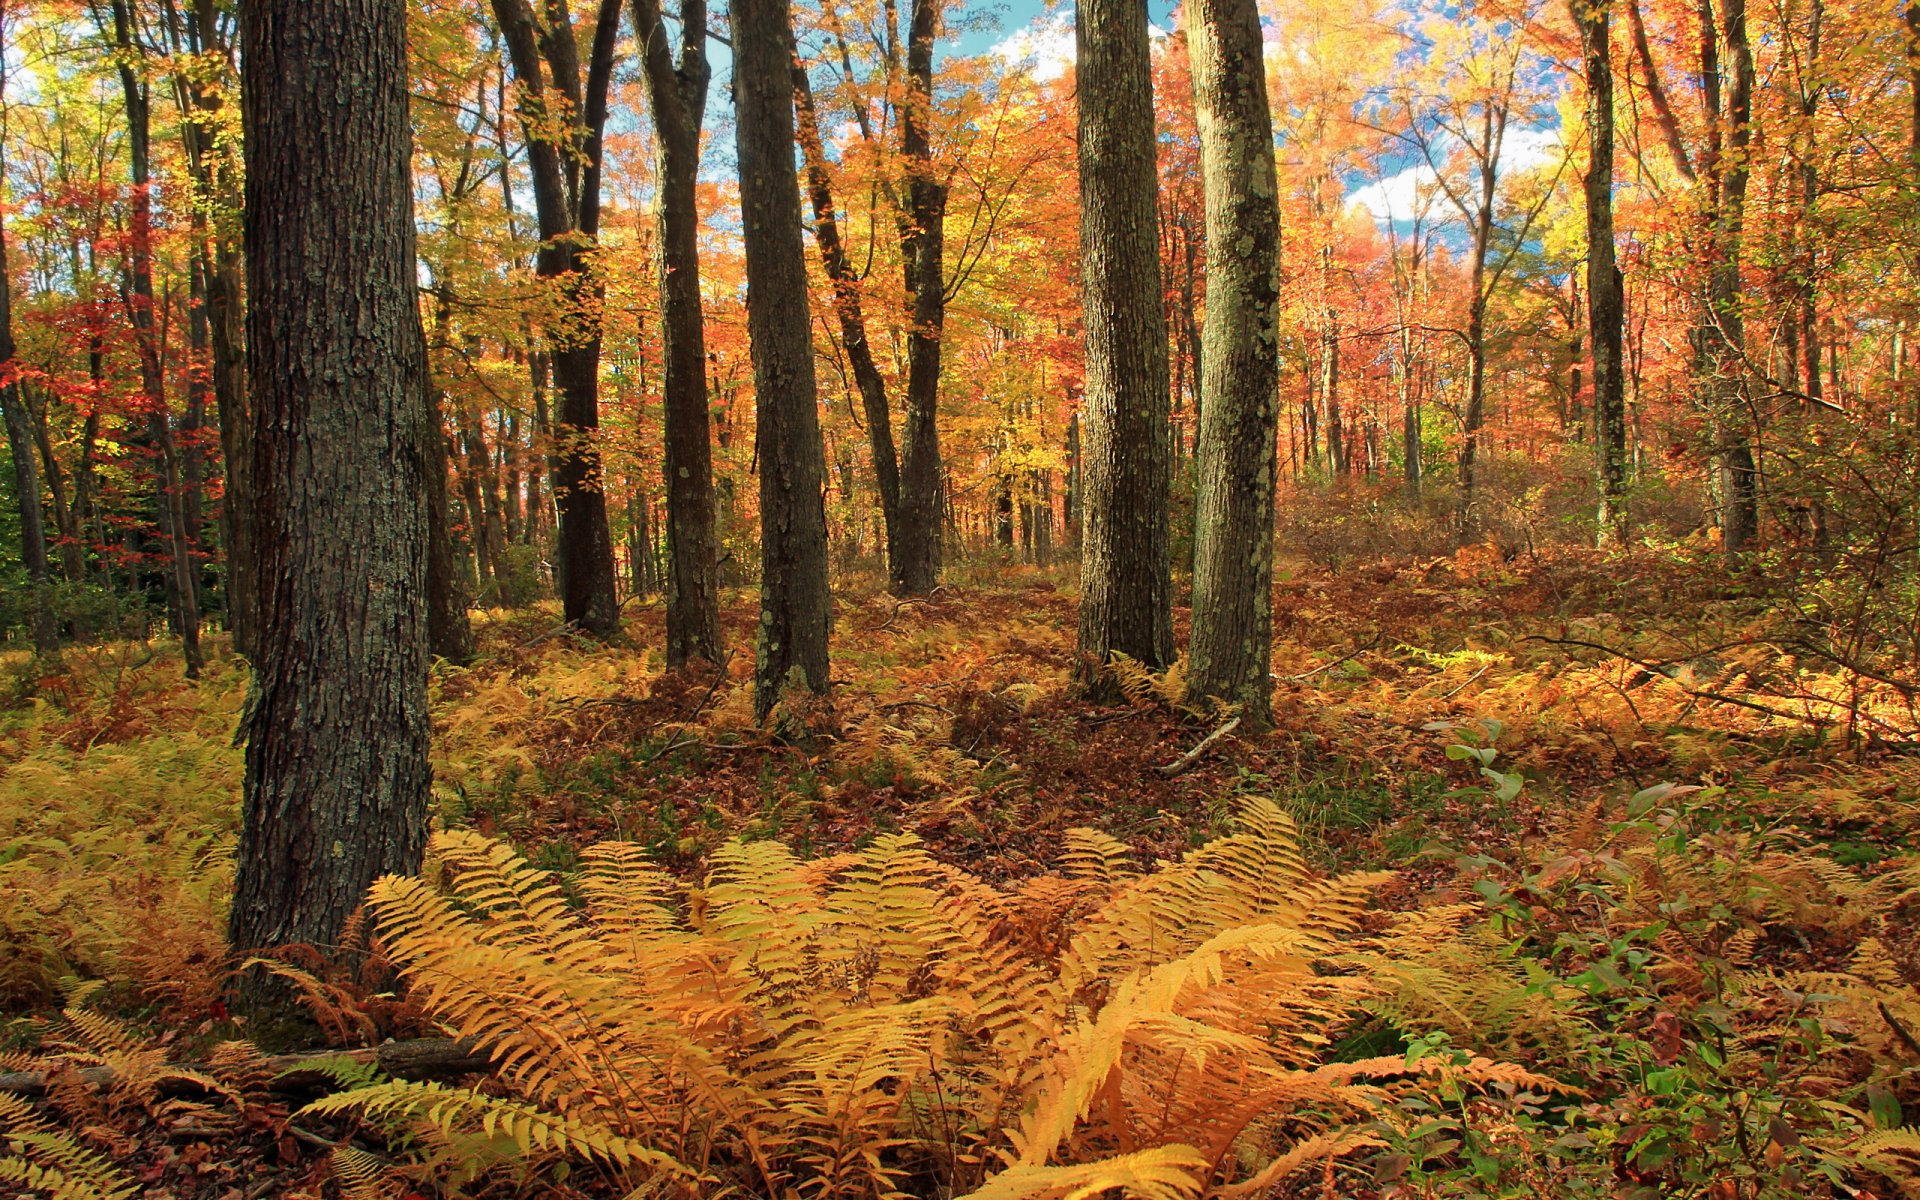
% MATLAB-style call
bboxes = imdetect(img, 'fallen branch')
[1157,716,1241,778]
[0,1036,493,1099]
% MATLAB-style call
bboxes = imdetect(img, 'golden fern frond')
[959,1143,1209,1200]
[328,1146,401,1200]
[1108,652,1163,708]
[0,1093,139,1200]
[1060,829,1136,883]
[302,1080,692,1176]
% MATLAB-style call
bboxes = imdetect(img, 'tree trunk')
[792,61,907,592]
[230,0,435,997]
[107,0,201,677]
[174,0,253,656]
[633,0,722,665]
[1708,0,1758,558]
[733,0,833,721]
[425,387,476,664]
[1076,0,1174,689]
[1185,0,1279,726]
[491,0,622,637]
[893,0,947,595]
[1578,0,1630,545]
[0,161,57,656]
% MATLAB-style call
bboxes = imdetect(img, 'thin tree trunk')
[108,0,202,677]
[1709,0,1758,558]
[1579,0,1630,544]
[1185,0,1280,727]
[791,62,906,588]
[633,0,722,665]
[491,0,622,637]
[893,0,946,595]
[0,134,56,655]
[733,0,833,720]
[230,0,434,1005]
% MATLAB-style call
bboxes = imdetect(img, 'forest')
[0,0,1917,1194]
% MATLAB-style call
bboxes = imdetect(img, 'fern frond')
[959,1144,1209,1200]
[328,1146,401,1200]
[0,1093,139,1200]
[303,1080,692,1175]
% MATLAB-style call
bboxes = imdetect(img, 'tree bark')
[491,0,622,637]
[230,0,434,998]
[1076,0,1174,689]
[1706,0,1758,558]
[633,0,722,665]
[1185,0,1280,726]
[733,0,834,721]
[893,0,947,595]
[1578,0,1630,545]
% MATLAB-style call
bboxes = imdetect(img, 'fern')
[0,1093,139,1200]
[316,796,1553,1197]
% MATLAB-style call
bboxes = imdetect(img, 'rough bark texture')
[1075,0,1174,687]
[893,0,947,596]
[1185,0,1280,726]
[492,0,622,638]
[1578,0,1630,544]
[732,0,834,721]
[633,0,722,666]
[230,0,434,987]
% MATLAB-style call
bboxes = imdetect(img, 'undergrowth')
[1,548,1917,1197]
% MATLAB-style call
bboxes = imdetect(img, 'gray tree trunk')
[1578,0,1629,544]
[633,0,722,666]
[1076,0,1173,688]
[1186,0,1280,726]
[732,0,833,720]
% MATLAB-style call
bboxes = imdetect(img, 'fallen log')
[0,1036,493,1098]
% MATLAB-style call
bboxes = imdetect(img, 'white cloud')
[990,10,1076,83]
[1345,123,1565,226]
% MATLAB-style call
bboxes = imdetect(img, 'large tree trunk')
[491,0,623,637]
[1578,0,1630,545]
[1075,0,1174,689]
[732,0,833,721]
[633,0,722,666]
[229,0,434,997]
[1185,0,1280,726]
[893,0,947,595]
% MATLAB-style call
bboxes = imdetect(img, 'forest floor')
[3,543,1918,1198]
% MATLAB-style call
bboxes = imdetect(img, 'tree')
[1576,0,1629,544]
[228,0,434,996]
[490,0,623,638]
[1185,0,1281,725]
[0,50,55,658]
[733,0,833,720]
[102,0,203,678]
[632,0,721,666]
[1076,0,1173,687]
[789,0,949,597]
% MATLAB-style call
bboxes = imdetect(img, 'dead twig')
[1157,716,1241,778]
